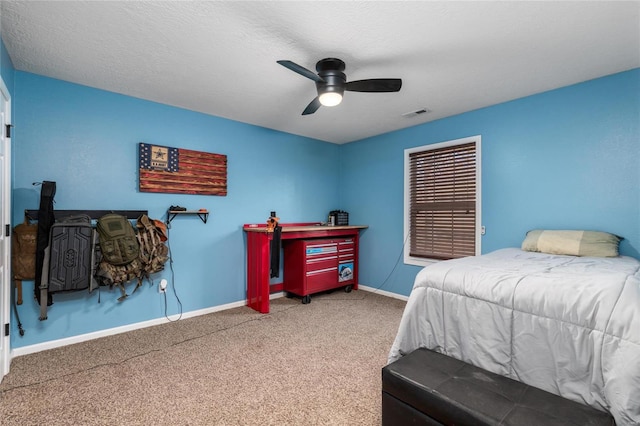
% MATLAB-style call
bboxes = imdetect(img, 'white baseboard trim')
[358,285,408,302]
[9,288,400,359]
[11,292,286,359]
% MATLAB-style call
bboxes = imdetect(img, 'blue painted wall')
[4,28,638,349]
[339,69,640,297]
[10,72,340,348]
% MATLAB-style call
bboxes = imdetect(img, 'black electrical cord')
[298,231,411,303]
[0,302,302,394]
[161,216,183,322]
[366,231,411,294]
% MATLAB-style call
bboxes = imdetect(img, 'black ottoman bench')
[382,348,615,426]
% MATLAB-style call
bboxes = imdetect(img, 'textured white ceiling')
[1,1,639,144]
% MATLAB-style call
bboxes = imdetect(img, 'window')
[404,136,481,266]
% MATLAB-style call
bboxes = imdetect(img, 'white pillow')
[521,229,621,257]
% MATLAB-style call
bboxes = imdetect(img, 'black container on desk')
[329,210,349,226]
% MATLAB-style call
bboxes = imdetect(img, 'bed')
[388,246,640,425]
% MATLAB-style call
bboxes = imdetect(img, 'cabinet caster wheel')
[344,285,353,293]
[302,295,311,304]
[285,292,294,299]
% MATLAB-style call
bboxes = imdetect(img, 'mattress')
[388,248,640,425]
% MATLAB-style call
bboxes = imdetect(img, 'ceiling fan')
[277,58,402,115]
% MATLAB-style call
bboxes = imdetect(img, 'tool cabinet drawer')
[306,267,339,294]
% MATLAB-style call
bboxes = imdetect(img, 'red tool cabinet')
[243,223,367,313]
[283,237,357,303]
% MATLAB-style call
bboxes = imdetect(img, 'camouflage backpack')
[136,214,169,280]
[11,219,38,305]
[94,214,168,301]
[94,256,144,301]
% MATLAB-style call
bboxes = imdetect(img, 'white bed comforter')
[388,248,640,425]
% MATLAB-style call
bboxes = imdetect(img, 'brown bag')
[12,219,38,304]
[136,214,169,278]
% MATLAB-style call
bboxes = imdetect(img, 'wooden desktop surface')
[243,224,368,233]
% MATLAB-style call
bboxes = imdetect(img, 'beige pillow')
[521,230,621,257]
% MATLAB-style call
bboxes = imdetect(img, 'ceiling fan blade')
[277,60,323,83]
[302,97,321,115]
[345,78,402,92]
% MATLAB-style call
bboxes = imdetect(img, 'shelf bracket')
[167,210,209,224]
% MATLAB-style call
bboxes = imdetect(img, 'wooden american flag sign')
[139,143,227,196]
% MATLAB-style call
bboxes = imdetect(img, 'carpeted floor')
[0,290,406,425]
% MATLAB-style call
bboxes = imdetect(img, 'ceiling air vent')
[402,108,432,118]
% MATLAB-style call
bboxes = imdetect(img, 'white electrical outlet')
[159,279,168,293]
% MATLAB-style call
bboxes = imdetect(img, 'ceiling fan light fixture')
[277,57,401,115]
[319,91,343,107]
